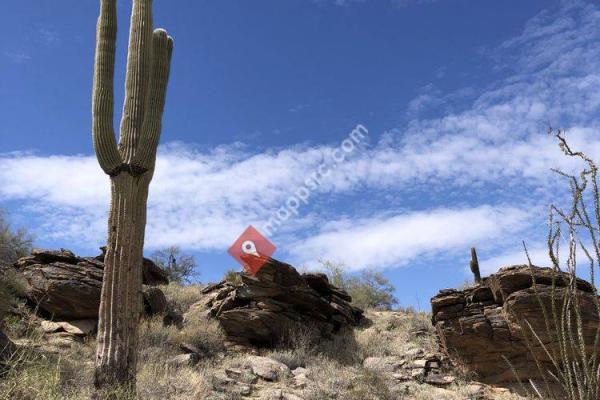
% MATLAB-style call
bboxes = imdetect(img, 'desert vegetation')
[0,210,32,268]
[509,131,600,399]
[151,247,198,284]
[322,260,399,311]
[1,1,598,399]
[0,272,522,400]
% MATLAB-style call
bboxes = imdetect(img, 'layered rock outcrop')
[431,265,599,383]
[11,248,168,319]
[185,257,366,350]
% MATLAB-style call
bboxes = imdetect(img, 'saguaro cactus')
[92,0,173,392]
[470,247,482,284]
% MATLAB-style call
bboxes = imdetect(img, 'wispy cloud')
[289,104,311,113]
[3,51,31,64]
[1,1,600,275]
[289,206,530,271]
[38,27,60,47]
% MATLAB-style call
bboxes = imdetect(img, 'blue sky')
[2,0,600,309]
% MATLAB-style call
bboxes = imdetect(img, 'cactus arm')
[119,0,153,164]
[92,0,122,176]
[133,29,174,171]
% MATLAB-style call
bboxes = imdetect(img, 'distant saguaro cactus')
[92,0,173,393]
[470,247,482,284]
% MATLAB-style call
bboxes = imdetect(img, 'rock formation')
[431,264,599,383]
[185,257,366,350]
[11,248,168,319]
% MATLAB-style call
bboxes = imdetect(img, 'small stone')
[410,359,427,368]
[424,373,455,386]
[283,393,305,400]
[231,367,258,384]
[179,342,201,354]
[404,348,423,357]
[41,320,62,333]
[166,353,199,367]
[391,372,412,382]
[225,368,242,379]
[258,389,283,400]
[293,373,309,388]
[62,319,97,335]
[232,384,252,396]
[465,383,484,394]
[410,368,425,379]
[291,367,308,376]
[247,356,290,381]
[41,319,96,336]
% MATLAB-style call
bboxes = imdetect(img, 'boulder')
[185,257,366,350]
[12,248,168,319]
[40,319,96,336]
[431,264,600,383]
[143,287,168,316]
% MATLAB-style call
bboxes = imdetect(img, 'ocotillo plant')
[92,0,173,393]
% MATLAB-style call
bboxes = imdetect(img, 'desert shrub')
[161,282,204,313]
[321,261,398,310]
[512,131,600,399]
[0,269,26,321]
[301,357,394,400]
[0,209,32,268]
[355,310,436,360]
[224,268,242,284]
[151,246,199,284]
[168,314,227,357]
[0,339,93,400]
[137,361,209,400]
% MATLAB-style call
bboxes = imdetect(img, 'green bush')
[0,209,32,268]
[0,271,25,321]
[321,261,398,311]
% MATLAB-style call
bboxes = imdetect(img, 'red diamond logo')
[228,225,276,275]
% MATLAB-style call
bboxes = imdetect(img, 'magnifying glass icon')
[241,240,259,256]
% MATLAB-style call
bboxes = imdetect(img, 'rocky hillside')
[0,250,527,400]
[432,264,600,385]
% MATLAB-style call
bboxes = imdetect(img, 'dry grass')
[356,310,437,359]
[161,282,204,313]
[136,362,210,400]
[0,282,526,399]
[0,338,95,400]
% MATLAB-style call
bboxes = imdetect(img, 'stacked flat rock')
[186,258,366,350]
[431,265,599,383]
[11,248,169,319]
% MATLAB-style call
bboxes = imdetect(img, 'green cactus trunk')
[94,174,150,391]
[91,0,173,394]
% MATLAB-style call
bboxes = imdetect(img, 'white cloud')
[0,127,595,255]
[479,245,549,276]
[288,206,530,271]
[1,1,600,275]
